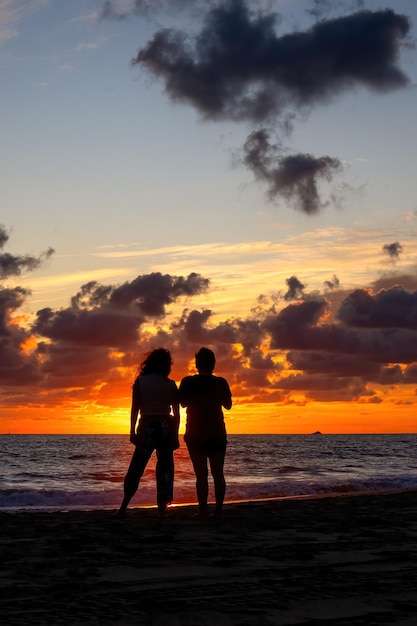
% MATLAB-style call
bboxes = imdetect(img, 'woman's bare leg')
[209,449,226,514]
[118,446,153,516]
[155,446,174,516]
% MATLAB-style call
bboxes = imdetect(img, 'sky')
[1,0,417,435]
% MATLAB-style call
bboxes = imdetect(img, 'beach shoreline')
[1,489,417,624]
[2,485,416,514]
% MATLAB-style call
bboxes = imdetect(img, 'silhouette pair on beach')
[117,347,232,518]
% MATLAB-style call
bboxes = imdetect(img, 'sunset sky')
[1,0,417,435]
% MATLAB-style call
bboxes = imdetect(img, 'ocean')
[1,434,416,511]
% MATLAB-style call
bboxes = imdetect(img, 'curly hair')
[139,348,173,377]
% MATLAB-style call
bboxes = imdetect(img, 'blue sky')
[2,0,417,433]
[1,0,416,316]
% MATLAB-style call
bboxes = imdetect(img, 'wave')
[2,474,417,511]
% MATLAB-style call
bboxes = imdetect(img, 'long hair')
[138,348,172,377]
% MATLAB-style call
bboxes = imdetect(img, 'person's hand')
[130,433,138,445]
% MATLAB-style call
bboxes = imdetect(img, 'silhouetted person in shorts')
[117,348,179,518]
[179,348,232,518]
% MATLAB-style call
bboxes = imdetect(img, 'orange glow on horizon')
[1,346,416,436]
[1,399,416,435]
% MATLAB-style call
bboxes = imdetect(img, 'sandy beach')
[1,490,417,625]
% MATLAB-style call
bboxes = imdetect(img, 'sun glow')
[20,335,38,355]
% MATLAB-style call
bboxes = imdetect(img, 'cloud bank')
[2,230,417,417]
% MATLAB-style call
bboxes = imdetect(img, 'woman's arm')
[172,400,180,431]
[171,383,180,430]
[171,382,180,424]
[129,381,141,443]
[170,384,181,449]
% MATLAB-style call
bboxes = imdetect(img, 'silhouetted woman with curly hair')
[117,348,179,518]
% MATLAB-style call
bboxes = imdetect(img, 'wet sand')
[1,490,417,625]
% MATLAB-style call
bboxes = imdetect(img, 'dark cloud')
[287,350,380,378]
[0,341,42,386]
[39,343,117,389]
[0,225,9,249]
[172,308,239,348]
[234,318,265,356]
[0,287,42,386]
[267,299,327,336]
[70,272,209,317]
[0,229,57,393]
[33,272,209,347]
[249,351,276,371]
[284,275,306,301]
[377,364,403,385]
[324,275,340,290]
[277,374,364,395]
[372,273,417,293]
[264,296,417,364]
[369,363,417,387]
[0,248,54,279]
[33,307,141,348]
[383,241,403,261]
[404,363,417,384]
[243,129,342,213]
[132,1,410,212]
[0,286,30,336]
[135,3,410,123]
[307,0,364,21]
[172,308,213,344]
[276,371,367,398]
[0,225,54,280]
[337,286,417,330]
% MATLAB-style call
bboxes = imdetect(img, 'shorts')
[184,435,227,454]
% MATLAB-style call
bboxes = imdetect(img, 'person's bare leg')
[209,449,226,515]
[188,448,209,517]
[118,446,152,516]
[156,446,174,518]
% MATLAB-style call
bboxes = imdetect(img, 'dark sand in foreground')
[1,490,417,625]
